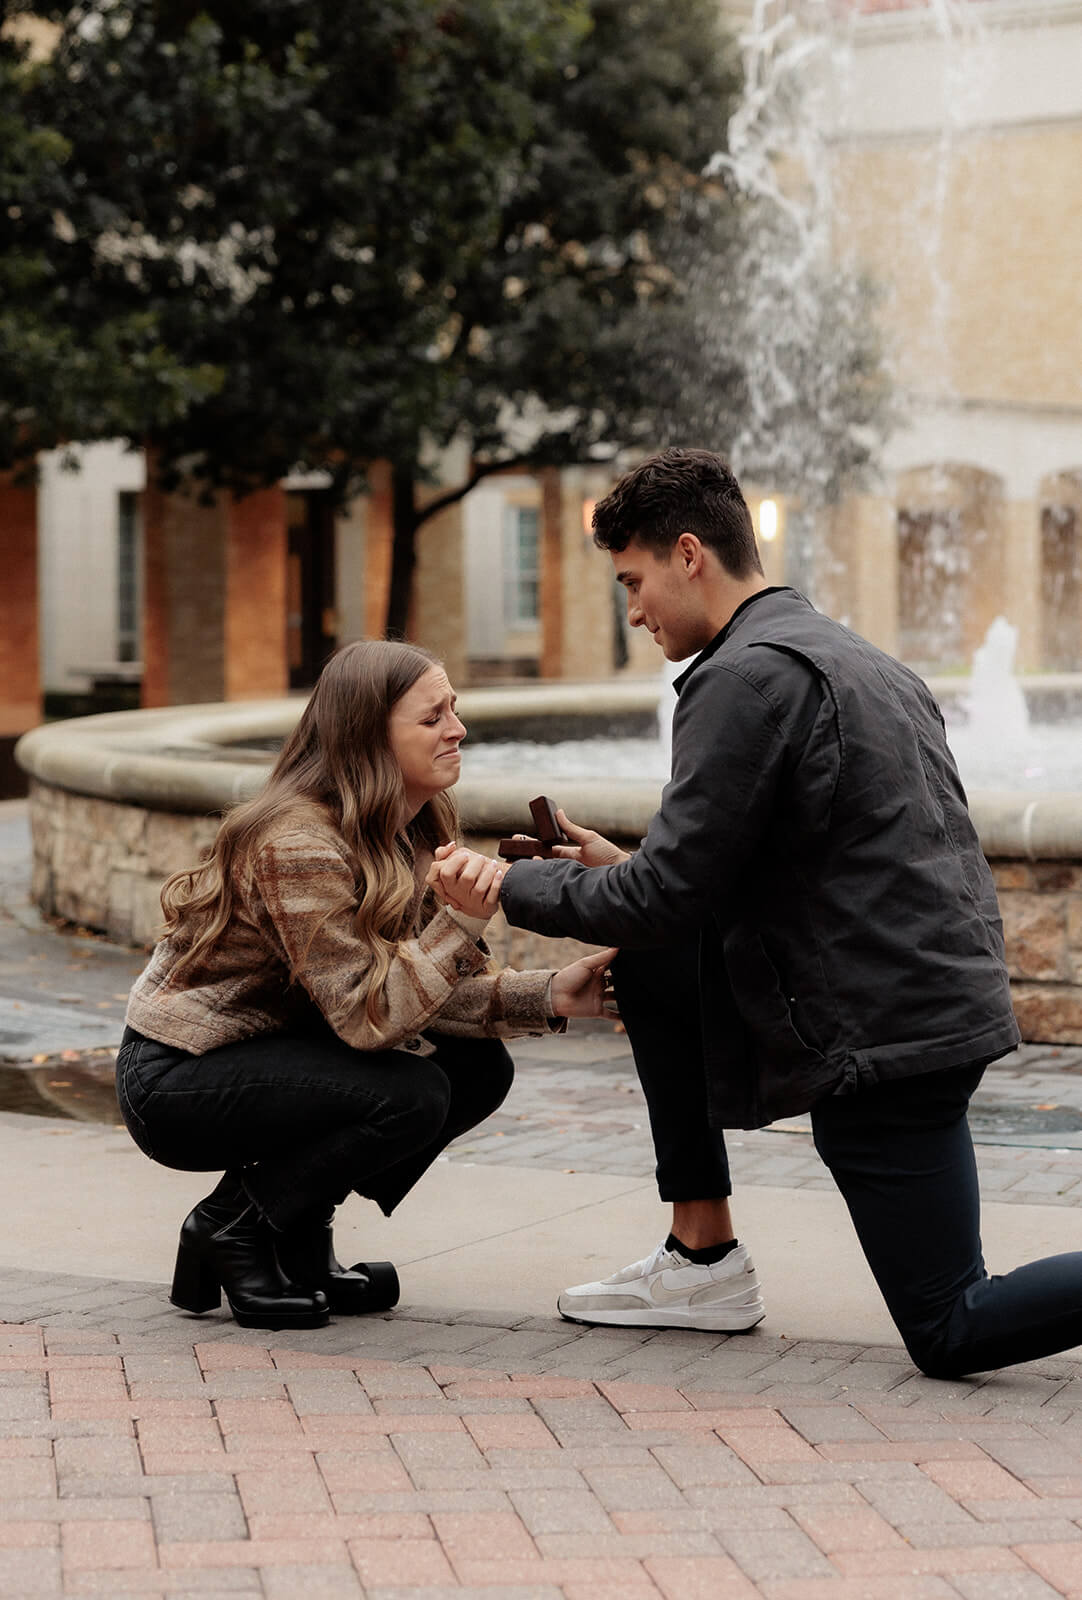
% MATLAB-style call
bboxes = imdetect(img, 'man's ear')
[675,532,704,575]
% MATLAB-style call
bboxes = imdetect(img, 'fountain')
[942,618,1082,793]
[965,617,1030,749]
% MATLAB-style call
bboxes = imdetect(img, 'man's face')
[610,537,714,662]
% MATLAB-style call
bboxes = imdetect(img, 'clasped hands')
[424,808,628,1020]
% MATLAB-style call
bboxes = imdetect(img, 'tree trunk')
[385,466,420,639]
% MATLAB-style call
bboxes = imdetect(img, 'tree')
[0,4,220,470]
[21,0,892,636]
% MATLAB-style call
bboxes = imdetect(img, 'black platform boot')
[274,1206,400,1316]
[171,1175,330,1330]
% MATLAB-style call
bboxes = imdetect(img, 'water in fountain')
[942,616,1082,792]
[964,616,1029,748]
[463,614,1082,793]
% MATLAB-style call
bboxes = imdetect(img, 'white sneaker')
[557,1241,764,1332]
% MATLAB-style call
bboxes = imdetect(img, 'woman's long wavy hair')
[159,640,459,1032]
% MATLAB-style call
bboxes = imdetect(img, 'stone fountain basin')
[15,690,1082,1042]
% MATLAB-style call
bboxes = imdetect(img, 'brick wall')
[362,463,393,643]
[225,487,288,700]
[0,475,39,737]
[831,128,1082,412]
[995,862,1082,1041]
[413,496,467,688]
[143,473,288,706]
[142,476,226,705]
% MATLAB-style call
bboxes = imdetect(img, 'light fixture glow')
[582,498,597,536]
[759,499,778,542]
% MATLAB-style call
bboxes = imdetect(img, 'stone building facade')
[804,0,1082,671]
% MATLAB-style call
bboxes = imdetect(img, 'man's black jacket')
[499,588,1020,1128]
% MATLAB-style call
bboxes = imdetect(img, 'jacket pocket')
[723,932,821,1064]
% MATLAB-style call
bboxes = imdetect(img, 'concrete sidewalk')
[6,797,1082,1594]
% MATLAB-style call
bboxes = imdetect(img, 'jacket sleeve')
[250,829,520,1050]
[499,659,812,948]
[429,965,557,1039]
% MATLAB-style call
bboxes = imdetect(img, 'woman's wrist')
[443,906,491,940]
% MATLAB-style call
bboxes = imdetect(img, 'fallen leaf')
[48,1081,72,1088]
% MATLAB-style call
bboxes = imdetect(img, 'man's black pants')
[614,945,1082,1378]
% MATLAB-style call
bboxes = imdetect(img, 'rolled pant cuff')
[656,1184,733,1202]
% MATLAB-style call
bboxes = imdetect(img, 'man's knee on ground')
[900,1317,977,1381]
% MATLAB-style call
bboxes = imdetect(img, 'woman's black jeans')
[116,1024,514,1231]
[614,943,1082,1379]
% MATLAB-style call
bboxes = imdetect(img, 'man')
[432,447,1082,1379]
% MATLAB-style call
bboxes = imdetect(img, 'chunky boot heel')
[171,1176,330,1330]
[170,1236,222,1314]
[345,1259,400,1314]
[276,1208,401,1316]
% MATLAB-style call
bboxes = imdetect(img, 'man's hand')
[547,810,630,868]
[427,845,504,920]
[550,947,620,1018]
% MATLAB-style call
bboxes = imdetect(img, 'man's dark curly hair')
[592,447,763,579]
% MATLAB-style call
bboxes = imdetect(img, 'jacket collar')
[672,585,797,695]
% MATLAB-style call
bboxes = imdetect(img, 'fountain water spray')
[965,616,1030,749]
[700,0,993,600]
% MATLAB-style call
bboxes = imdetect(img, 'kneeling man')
[432,447,1082,1381]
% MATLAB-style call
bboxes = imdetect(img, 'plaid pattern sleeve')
[251,828,553,1049]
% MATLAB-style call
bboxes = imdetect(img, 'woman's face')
[388,665,466,819]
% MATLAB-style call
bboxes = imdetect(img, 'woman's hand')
[550,947,620,1019]
[548,810,630,868]
[426,845,505,920]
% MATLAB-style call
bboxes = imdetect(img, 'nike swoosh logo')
[650,1267,747,1304]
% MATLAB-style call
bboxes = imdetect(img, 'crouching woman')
[116,640,614,1331]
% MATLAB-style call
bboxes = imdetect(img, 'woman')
[117,641,615,1331]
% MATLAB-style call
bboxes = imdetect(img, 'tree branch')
[412,455,534,530]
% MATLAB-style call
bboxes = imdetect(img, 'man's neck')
[708,575,770,639]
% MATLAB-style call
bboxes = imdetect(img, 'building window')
[503,505,540,625]
[117,491,140,663]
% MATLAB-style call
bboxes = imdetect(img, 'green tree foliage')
[0,5,220,469]
[13,0,892,634]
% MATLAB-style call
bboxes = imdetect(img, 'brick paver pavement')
[5,1309,1082,1596]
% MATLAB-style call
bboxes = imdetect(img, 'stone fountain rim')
[15,688,1082,859]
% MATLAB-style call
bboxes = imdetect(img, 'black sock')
[666,1232,739,1266]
